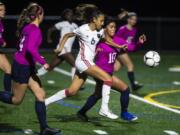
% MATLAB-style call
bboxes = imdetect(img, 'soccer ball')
[144,51,160,67]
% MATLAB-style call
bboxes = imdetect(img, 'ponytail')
[16,3,43,37]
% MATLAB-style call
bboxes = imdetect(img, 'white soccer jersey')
[55,21,78,55]
[73,24,104,73]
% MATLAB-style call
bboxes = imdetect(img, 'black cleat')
[77,111,89,122]
[132,82,143,91]
[40,127,61,135]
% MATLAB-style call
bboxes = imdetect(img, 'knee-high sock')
[127,72,136,87]
[71,67,76,80]
[4,73,12,92]
[79,95,100,114]
[0,91,12,104]
[101,81,112,111]
[45,89,69,106]
[37,67,48,76]
[35,101,48,131]
[120,88,130,113]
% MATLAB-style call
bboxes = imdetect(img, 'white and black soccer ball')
[144,51,160,67]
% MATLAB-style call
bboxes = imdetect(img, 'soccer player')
[114,12,147,91]
[0,2,11,92]
[37,9,78,79]
[77,16,138,121]
[0,3,60,135]
[45,7,127,119]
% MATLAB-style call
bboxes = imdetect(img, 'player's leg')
[114,59,122,72]
[37,54,64,76]
[0,81,27,105]
[77,79,103,121]
[111,76,138,121]
[45,71,87,106]
[0,54,12,92]
[85,65,118,119]
[28,75,60,135]
[61,52,76,79]
[117,53,143,91]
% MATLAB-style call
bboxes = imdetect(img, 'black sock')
[120,88,130,113]
[4,73,12,92]
[79,95,100,114]
[0,91,13,104]
[35,101,48,131]
[127,72,135,87]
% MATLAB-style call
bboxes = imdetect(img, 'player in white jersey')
[46,8,127,119]
[37,9,77,79]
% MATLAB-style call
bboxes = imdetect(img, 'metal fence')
[3,16,180,51]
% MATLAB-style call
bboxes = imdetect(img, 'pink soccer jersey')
[95,41,118,74]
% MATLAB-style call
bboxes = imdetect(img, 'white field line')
[53,67,180,114]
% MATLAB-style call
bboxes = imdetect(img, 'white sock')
[71,67,76,80]
[101,84,111,111]
[45,89,67,106]
[37,67,48,76]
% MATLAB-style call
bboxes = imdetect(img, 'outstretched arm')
[54,32,76,53]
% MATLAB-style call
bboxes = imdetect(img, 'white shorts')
[75,57,95,73]
[57,44,73,56]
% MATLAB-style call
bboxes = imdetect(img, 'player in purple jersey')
[77,17,137,121]
[0,3,60,135]
[114,12,147,91]
[0,2,12,92]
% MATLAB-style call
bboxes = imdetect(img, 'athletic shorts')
[57,44,73,56]
[12,60,37,84]
[75,57,95,73]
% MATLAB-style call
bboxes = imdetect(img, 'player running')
[0,2,11,92]
[77,16,138,121]
[0,3,60,135]
[45,7,127,119]
[114,12,147,91]
[37,9,78,79]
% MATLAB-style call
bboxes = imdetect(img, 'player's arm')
[102,36,127,50]
[117,9,129,20]
[54,32,76,53]
[47,26,57,44]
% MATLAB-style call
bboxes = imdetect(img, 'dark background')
[2,0,180,17]
[1,0,180,51]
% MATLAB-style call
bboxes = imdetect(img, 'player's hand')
[54,48,62,54]
[139,34,147,44]
[120,44,128,51]
[43,63,49,70]
[2,41,7,47]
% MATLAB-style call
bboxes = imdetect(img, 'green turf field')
[0,52,180,135]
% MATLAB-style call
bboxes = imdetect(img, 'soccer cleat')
[132,81,143,91]
[40,127,61,135]
[77,111,89,122]
[99,109,118,119]
[121,112,138,121]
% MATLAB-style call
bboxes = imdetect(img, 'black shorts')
[12,60,37,84]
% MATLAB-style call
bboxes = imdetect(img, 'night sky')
[2,0,179,17]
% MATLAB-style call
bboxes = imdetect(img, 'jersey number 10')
[108,53,117,64]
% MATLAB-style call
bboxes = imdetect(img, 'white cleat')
[99,109,119,120]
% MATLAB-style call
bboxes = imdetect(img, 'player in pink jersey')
[0,2,12,92]
[0,3,60,135]
[114,12,147,91]
[77,16,137,121]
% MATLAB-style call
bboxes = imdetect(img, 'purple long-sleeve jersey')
[96,41,118,74]
[0,20,5,46]
[115,25,142,52]
[14,24,46,65]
